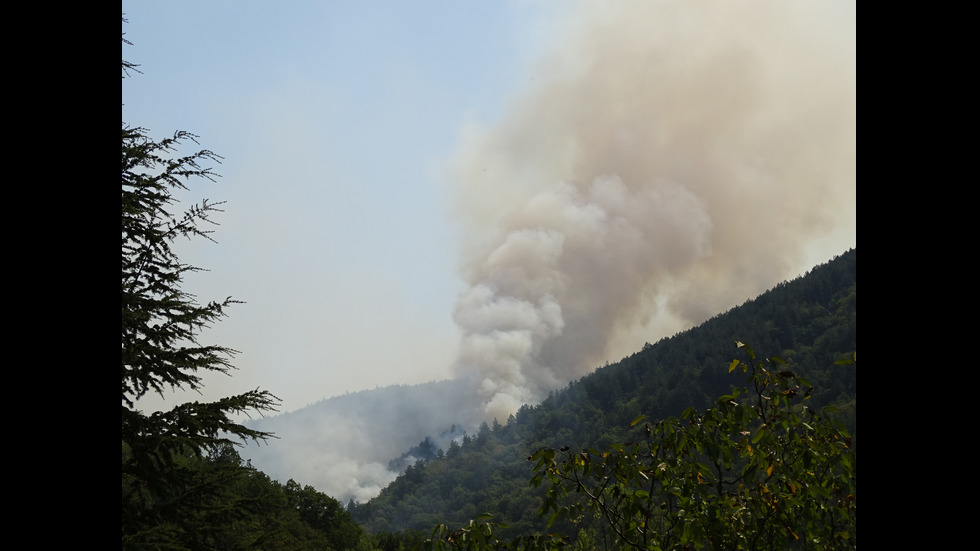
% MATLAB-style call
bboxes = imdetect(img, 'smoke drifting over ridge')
[243,1,855,504]
[448,0,856,424]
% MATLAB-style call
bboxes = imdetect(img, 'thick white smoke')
[244,0,856,503]
[453,176,715,422]
[449,0,856,422]
[244,379,475,504]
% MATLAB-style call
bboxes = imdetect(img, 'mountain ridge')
[243,248,855,515]
[351,248,856,535]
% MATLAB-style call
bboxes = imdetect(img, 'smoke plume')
[449,0,856,423]
[244,380,475,504]
[243,0,855,503]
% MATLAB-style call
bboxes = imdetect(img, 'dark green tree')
[528,343,856,550]
[425,342,856,550]
[122,22,280,548]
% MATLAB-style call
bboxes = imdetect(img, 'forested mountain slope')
[351,249,856,537]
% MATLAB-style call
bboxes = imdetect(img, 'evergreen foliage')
[122,443,372,550]
[122,23,286,548]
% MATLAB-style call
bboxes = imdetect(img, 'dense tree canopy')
[424,342,856,550]
[352,251,856,542]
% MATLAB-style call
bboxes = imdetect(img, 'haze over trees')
[121,83,856,548]
[121,6,854,547]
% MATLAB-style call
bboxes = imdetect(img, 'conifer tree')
[122,22,279,546]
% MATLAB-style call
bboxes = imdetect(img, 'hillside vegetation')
[351,249,856,542]
[122,246,854,549]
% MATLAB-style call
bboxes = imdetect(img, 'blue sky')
[123,1,573,414]
[124,1,856,422]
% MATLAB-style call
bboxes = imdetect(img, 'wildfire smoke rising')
[242,1,855,505]
[449,0,856,424]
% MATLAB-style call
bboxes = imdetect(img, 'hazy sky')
[124,1,856,421]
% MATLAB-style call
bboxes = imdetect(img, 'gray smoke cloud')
[244,0,855,503]
[244,379,475,504]
[449,0,856,423]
